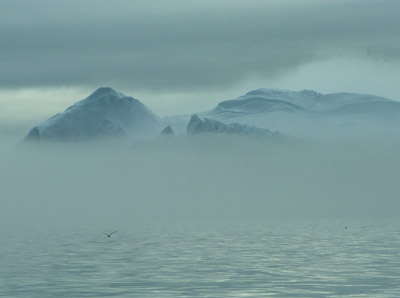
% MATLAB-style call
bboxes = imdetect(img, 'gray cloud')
[1,0,400,91]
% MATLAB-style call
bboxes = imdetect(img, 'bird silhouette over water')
[103,231,117,238]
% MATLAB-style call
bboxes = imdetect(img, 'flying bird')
[103,231,117,238]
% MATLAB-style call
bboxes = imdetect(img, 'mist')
[2,135,399,231]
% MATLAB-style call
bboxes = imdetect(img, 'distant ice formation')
[25,87,160,141]
[211,88,396,114]
[186,114,280,138]
[160,125,175,136]
[24,87,400,142]
[200,88,400,139]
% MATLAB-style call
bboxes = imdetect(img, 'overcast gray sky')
[1,0,400,135]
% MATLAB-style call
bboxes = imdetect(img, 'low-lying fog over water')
[2,137,400,227]
[1,137,399,297]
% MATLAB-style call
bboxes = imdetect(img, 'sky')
[1,0,400,136]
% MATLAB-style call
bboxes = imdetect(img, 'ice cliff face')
[187,114,279,138]
[25,87,161,141]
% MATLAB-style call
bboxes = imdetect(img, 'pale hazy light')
[268,55,400,101]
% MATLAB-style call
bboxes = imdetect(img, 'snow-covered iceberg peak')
[89,86,126,98]
[25,87,161,142]
[77,87,127,106]
[212,88,393,114]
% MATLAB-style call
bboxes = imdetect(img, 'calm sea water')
[1,219,399,297]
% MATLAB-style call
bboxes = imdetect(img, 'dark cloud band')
[1,0,399,91]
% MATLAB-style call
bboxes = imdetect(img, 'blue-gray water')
[1,219,399,297]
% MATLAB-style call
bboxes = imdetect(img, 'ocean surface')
[1,219,399,297]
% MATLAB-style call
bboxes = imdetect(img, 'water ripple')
[1,220,399,297]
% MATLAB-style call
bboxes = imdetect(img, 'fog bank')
[1,137,399,230]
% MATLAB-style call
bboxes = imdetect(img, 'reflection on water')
[1,219,400,297]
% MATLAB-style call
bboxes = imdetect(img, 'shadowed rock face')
[24,87,161,142]
[187,114,279,138]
